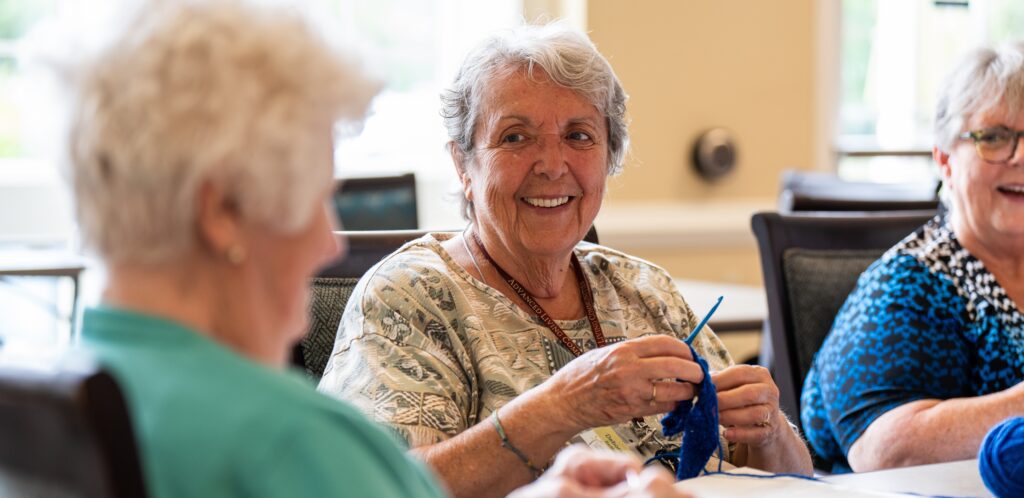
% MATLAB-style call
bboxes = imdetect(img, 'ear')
[450,143,473,201]
[195,181,244,258]
[933,146,953,184]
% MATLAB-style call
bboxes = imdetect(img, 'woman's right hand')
[542,335,706,433]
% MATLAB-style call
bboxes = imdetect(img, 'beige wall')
[582,1,820,287]
[587,0,817,203]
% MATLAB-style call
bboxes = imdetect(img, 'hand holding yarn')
[710,364,782,446]
[543,335,706,432]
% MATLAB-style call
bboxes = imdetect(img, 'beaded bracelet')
[490,410,543,479]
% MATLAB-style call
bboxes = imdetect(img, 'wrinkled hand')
[711,365,783,446]
[543,336,705,433]
[507,445,694,498]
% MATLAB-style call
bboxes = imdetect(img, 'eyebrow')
[496,115,535,126]
[495,115,601,127]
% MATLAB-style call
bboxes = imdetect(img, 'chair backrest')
[295,230,432,378]
[779,170,939,212]
[333,173,418,230]
[750,210,935,439]
[293,226,601,379]
[0,357,148,498]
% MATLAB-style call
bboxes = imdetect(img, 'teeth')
[1001,185,1024,194]
[524,196,570,208]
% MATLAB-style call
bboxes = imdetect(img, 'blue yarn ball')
[979,417,1024,498]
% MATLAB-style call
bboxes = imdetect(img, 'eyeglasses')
[958,126,1024,163]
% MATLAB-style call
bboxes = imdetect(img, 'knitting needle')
[684,295,723,345]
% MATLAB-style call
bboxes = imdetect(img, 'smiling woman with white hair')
[803,42,1024,473]
[319,23,812,498]
[58,1,449,496]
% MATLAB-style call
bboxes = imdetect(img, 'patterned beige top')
[317,233,734,469]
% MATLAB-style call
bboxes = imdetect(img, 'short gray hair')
[60,0,378,264]
[935,42,1024,151]
[440,23,629,219]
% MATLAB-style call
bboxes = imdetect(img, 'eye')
[566,131,593,142]
[502,133,528,144]
[977,127,1013,145]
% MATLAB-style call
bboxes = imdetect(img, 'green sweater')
[81,306,447,498]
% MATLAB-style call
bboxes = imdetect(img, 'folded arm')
[848,384,1024,471]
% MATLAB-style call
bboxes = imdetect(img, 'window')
[328,0,523,228]
[0,0,524,243]
[836,0,1024,182]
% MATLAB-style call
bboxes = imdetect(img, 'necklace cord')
[469,232,605,357]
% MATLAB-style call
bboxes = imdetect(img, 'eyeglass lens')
[974,128,1022,162]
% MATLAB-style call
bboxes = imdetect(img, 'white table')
[676,459,991,497]
[823,459,992,497]
[0,250,87,342]
[674,279,766,332]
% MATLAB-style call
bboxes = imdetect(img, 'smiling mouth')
[997,185,1024,197]
[522,196,573,208]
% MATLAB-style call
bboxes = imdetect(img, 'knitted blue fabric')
[979,417,1024,498]
[660,345,719,480]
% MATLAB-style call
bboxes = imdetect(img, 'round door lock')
[691,128,737,181]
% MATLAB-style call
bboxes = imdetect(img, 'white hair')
[935,42,1024,151]
[440,23,629,220]
[57,0,379,263]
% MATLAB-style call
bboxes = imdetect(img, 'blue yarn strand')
[979,416,1024,498]
[660,344,720,480]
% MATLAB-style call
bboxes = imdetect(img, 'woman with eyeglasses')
[802,42,1024,473]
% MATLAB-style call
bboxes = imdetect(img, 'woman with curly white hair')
[319,23,812,498]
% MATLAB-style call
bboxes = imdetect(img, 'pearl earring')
[226,245,247,265]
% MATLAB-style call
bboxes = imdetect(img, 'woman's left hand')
[710,365,783,447]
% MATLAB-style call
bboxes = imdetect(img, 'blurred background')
[1,0,1022,361]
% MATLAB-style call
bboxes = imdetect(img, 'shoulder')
[353,233,466,298]
[845,214,958,295]
[879,214,959,281]
[576,242,676,290]
[363,233,455,282]
[576,242,667,274]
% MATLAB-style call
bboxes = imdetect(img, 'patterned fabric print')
[318,233,734,468]
[802,214,1024,471]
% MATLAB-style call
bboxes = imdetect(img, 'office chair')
[0,356,148,497]
[778,170,940,213]
[333,173,419,230]
[750,210,934,462]
[293,226,600,379]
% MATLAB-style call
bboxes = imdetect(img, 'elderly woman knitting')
[318,23,812,498]
[803,42,1024,473]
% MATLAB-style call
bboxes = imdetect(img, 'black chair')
[750,210,935,459]
[293,226,600,379]
[778,170,940,213]
[333,173,418,230]
[0,356,148,497]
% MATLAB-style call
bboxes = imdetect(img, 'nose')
[1011,134,1024,166]
[532,134,568,179]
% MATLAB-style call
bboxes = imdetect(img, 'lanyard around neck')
[470,232,606,357]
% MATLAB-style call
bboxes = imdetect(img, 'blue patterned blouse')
[801,214,1024,472]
